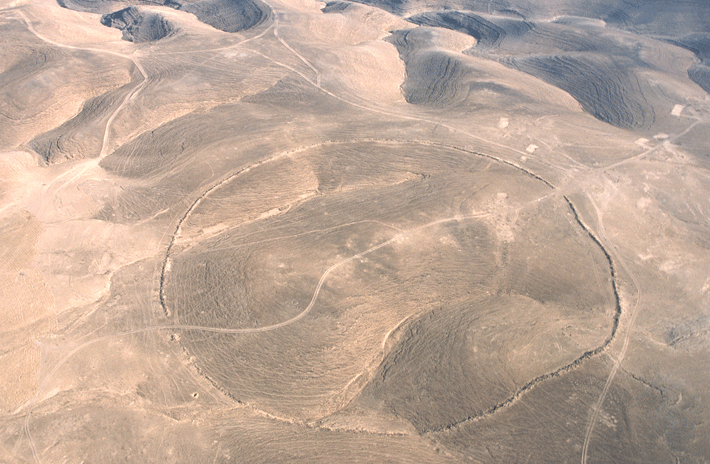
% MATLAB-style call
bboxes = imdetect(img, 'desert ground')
[1,0,709,462]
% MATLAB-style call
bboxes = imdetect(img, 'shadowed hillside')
[101,7,177,42]
[60,0,272,33]
[347,0,710,127]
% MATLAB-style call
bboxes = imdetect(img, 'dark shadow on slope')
[345,0,710,36]
[320,0,353,14]
[179,0,271,33]
[59,0,272,34]
[667,34,710,94]
[101,7,176,42]
[688,64,710,94]
[384,8,657,129]
[602,1,710,36]
[670,34,710,62]
[28,65,143,164]
[386,28,529,108]
[406,11,508,49]
[30,92,118,163]
[386,28,467,106]
[508,54,654,129]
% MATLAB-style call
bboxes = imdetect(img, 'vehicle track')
[20,191,548,414]
[580,193,641,464]
[152,130,626,441]
[23,413,39,464]
[273,25,321,86]
[17,133,559,405]
[17,137,599,464]
[9,12,144,463]
[603,118,701,171]
[578,114,703,462]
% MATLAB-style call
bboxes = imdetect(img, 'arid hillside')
[1,0,709,462]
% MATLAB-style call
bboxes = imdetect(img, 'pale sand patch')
[0,211,56,412]
[671,104,684,117]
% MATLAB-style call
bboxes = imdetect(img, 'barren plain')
[1,0,709,462]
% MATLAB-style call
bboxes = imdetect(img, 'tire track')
[23,413,39,464]
[156,134,616,436]
[18,135,593,463]
[17,134,557,405]
[273,24,321,86]
[580,193,641,464]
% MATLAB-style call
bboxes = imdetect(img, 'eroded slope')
[60,0,272,33]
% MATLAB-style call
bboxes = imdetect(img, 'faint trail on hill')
[241,20,702,448]
[205,218,403,253]
[274,24,322,86]
[23,412,40,464]
[254,1,321,85]
[150,128,625,438]
[18,134,590,461]
[603,118,701,171]
[46,58,147,196]
[22,196,550,418]
[22,150,560,417]
[150,23,274,55]
[580,194,641,464]
[177,232,401,332]
[12,131,556,420]
[8,13,147,462]
[253,42,566,176]
[164,210,550,333]
[8,4,669,459]
[579,106,705,464]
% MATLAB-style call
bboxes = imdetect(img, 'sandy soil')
[1,0,709,462]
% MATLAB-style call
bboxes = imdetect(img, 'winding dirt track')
[157,136,557,320]
[10,12,150,464]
